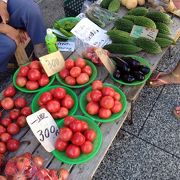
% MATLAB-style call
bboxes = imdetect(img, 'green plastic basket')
[56,59,97,89]
[13,64,55,93]
[110,55,152,86]
[31,85,78,122]
[52,115,102,164]
[80,83,127,123]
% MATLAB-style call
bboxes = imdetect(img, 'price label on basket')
[26,108,59,152]
[95,48,115,74]
[39,51,65,77]
[130,25,158,41]
[57,41,75,52]
[71,18,111,47]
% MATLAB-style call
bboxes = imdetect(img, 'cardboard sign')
[57,41,75,52]
[130,25,158,41]
[26,109,59,152]
[71,18,111,47]
[95,48,115,74]
[39,51,65,77]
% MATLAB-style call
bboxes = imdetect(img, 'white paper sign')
[57,41,75,52]
[26,109,59,152]
[71,18,111,47]
[76,13,86,20]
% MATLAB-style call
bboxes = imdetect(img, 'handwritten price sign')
[26,108,59,152]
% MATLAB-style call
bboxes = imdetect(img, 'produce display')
[3,152,69,180]
[52,115,102,164]
[13,60,55,93]
[57,57,97,88]
[80,81,127,122]
[32,86,78,120]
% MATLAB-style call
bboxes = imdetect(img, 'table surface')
[1,8,180,180]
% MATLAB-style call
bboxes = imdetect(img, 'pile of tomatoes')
[59,58,92,86]
[16,60,50,90]
[0,86,32,155]
[38,87,74,119]
[86,80,123,119]
[55,116,96,159]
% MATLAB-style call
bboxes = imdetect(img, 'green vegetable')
[108,0,120,13]
[134,16,156,29]
[100,0,112,8]
[157,33,175,44]
[114,18,134,33]
[128,7,148,16]
[59,28,73,37]
[156,22,171,35]
[135,37,162,54]
[123,15,137,22]
[104,43,142,54]
[155,37,173,48]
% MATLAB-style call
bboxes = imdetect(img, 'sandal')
[173,106,180,120]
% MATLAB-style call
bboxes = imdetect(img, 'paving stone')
[94,131,180,180]
[139,85,180,157]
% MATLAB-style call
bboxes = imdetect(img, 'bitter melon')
[155,37,173,48]
[157,33,175,44]
[100,0,112,8]
[156,22,171,35]
[135,37,162,54]
[128,7,148,16]
[146,11,172,25]
[108,0,120,13]
[114,18,134,33]
[123,15,137,23]
[103,43,142,54]
[134,16,156,29]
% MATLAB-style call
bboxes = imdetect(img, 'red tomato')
[70,67,81,78]
[114,92,121,101]
[9,109,20,120]
[55,138,68,151]
[86,92,92,102]
[39,74,49,87]
[71,132,85,146]
[17,116,27,128]
[53,87,66,100]
[59,68,69,79]
[102,87,115,97]
[39,92,53,105]
[111,101,123,113]
[0,133,11,142]
[86,102,99,115]
[52,107,68,119]
[0,125,6,135]
[0,142,7,154]
[75,58,86,68]
[21,106,32,116]
[59,127,73,142]
[18,66,29,77]
[1,118,12,127]
[76,73,89,85]
[90,90,102,102]
[98,108,112,119]
[65,76,76,86]
[3,86,16,97]
[92,80,103,90]
[82,65,92,76]
[81,141,93,154]
[6,139,20,152]
[81,121,89,132]
[16,76,27,87]
[66,144,80,159]
[26,81,39,90]
[65,58,75,69]
[27,69,41,81]
[46,100,60,113]
[64,116,76,127]
[1,97,14,110]
[84,129,96,142]
[16,156,31,172]
[61,95,74,109]
[100,96,114,109]
[7,123,20,135]
[29,61,41,69]
[14,97,27,108]
[69,120,83,132]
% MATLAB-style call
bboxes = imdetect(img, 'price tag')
[26,109,59,152]
[39,51,65,77]
[130,25,158,41]
[57,41,75,52]
[71,18,111,47]
[95,48,115,74]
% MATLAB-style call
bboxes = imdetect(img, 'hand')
[0,1,9,24]
[18,29,29,44]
